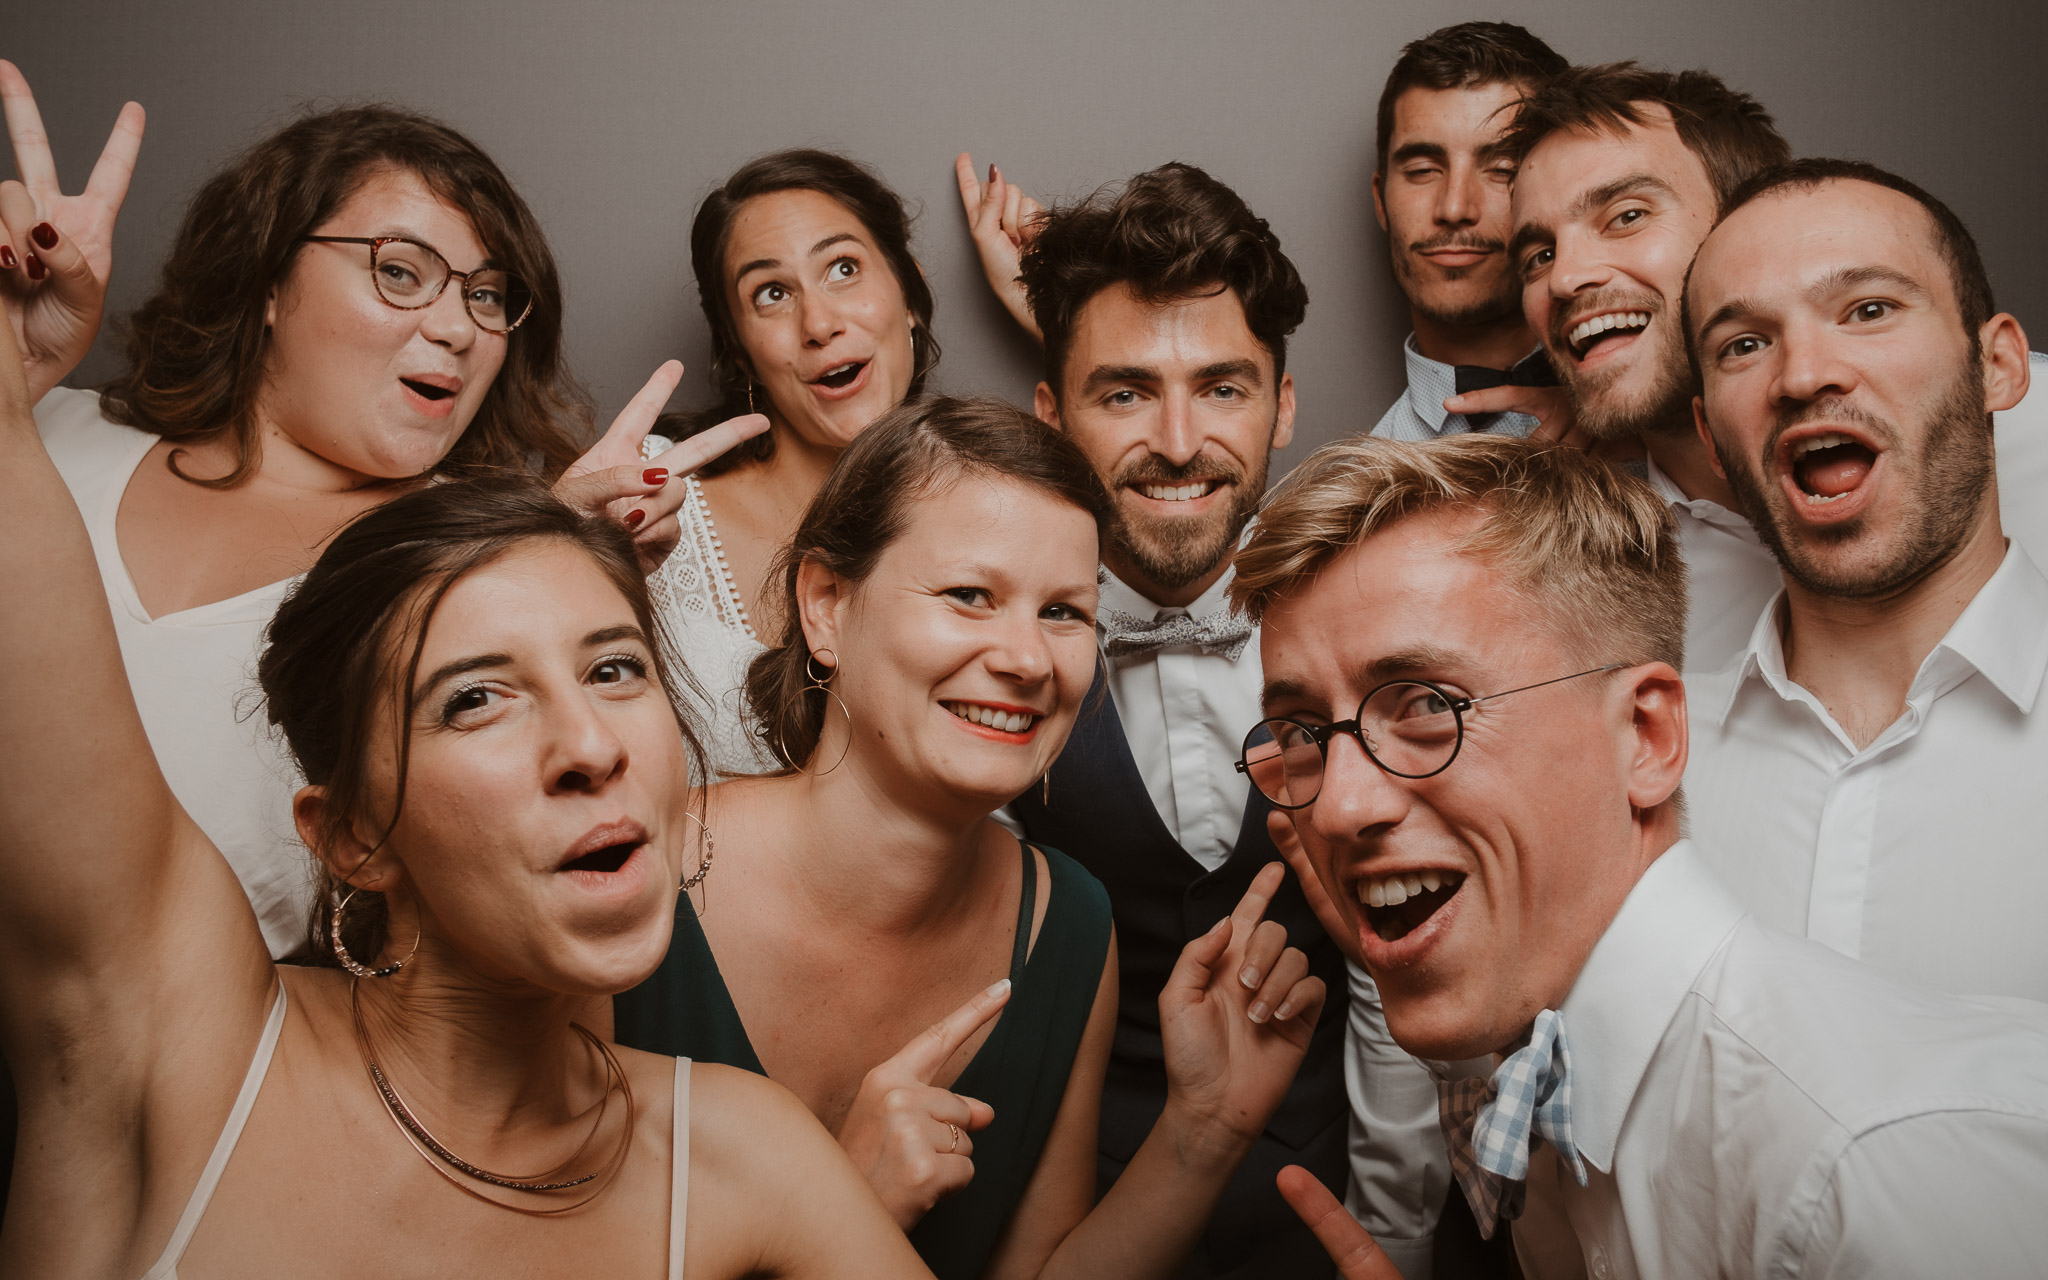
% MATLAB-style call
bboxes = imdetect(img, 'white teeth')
[943,701,1037,733]
[1382,879,1410,906]
[1804,491,1845,505]
[1140,482,1215,502]
[1357,870,1461,911]
[1567,310,1651,352]
[1421,870,1442,892]
[1362,881,1384,908]
[1792,432,1852,457]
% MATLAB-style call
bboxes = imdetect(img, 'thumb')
[959,1095,996,1132]
[552,462,664,520]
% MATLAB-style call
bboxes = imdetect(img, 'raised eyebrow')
[380,231,500,273]
[583,623,650,650]
[416,651,513,704]
[1813,264,1931,304]
[1695,297,1766,345]
[1358,644,1470,686]
[1571,173,1677,222]
[809,231,864,258]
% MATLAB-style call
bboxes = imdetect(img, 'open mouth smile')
[1565,310,1652,361]
[942,699,1044,739]
[1777,425,1883,520]
[1358,869,1466,943]
[555,820,650,889]
[811,360,870,394]
[1133,479,1225,503]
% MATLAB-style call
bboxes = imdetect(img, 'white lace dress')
[643,436,779,778]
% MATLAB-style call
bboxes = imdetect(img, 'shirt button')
[1589,1244,1611,1279]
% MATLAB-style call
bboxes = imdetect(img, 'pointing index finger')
[955,152,983,221]
[1229,862,1288,935]
[898,978,1012,1084]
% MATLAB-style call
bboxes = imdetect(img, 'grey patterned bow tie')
[1436,1008,1589,1239]
[1099,607,1254,661]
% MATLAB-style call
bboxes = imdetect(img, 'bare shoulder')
[682,1063,935,1279]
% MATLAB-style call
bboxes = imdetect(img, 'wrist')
[1158,1093,1257,1172]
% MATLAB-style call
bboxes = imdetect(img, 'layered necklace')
[350,979,636,1215]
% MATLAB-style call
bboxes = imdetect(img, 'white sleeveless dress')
[641,436,779,778]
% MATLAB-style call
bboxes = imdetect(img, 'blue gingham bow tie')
[1099,607,1254,661]
[1436,1009,1590,1239]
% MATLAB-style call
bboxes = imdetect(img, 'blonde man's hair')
[1233,436,1688,671]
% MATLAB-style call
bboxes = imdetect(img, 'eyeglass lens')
[370,240,532,332]
[1241,681,1462,808]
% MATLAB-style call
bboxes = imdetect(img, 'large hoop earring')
[778,649,852,776]
[677,810,714,892]
[331,887,422,979]
[746,381,759,416]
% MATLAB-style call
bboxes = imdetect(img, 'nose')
[543,692,630,795]
[1545,227,1613,302]
[1770,315,1858,406]
[985,607,1057,687]
[1308,731,1413,847]
[799,291,848,348]
[1436,160,1481,228]
[418,280,479,353]
[1152,389,1201,467]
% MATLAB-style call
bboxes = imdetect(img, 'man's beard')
[1715,361,1993,600]
[1109,447,1272,593]
[1394,232,1520,331]
[1548,289,1693,442]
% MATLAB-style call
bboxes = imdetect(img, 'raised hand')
[1277,1165,1404,1280]
[1267,810,1361,968]
[1441,383,1584,444]
[0,61,144,405]
[954,151,1043,341]
[1158,862,1326,1155]
[553,359,767,574]
[835,978,1011,1229]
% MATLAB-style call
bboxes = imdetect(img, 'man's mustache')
[1408,233,1505,255]
[1114,455,1242,489]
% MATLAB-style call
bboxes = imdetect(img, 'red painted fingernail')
[988,163,997,183]
[31,222,58,250]
[642,467,668,485]
[25,253,44,280]
[0,246,13,270]
[623,508,646,529]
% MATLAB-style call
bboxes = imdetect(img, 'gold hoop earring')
[1041,773,1051,806]
[746,382,758,416]
[777,649,852,776]
[677,810,714,892]
[331,887,422,979]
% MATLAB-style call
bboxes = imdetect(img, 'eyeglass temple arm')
[1464,662,1631,710]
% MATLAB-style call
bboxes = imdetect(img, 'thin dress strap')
[141,981,289,1280]
[669,1057,692,1280]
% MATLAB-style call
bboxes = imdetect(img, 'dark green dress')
[615,840,1113,1280]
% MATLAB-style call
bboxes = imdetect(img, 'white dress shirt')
[1097,565,1260,872]
[1507,842,2048,1280]
[1344,962,1458,1280]
[1683,541,2048,1001]
[1639,455,1779,675]
[1370,334,1541,443]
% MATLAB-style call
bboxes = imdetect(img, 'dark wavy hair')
[1499,62,1790,211]
[662,148,939,476]
[259,476,702,967]
[744,395,1111,769]
[1020,162,1309,393]
[101,104,588,488]
[1375,21,1568,170]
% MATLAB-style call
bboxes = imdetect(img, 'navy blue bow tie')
[1453,354,1558,396]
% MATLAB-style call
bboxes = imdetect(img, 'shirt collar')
[1557,841,1744,1173]
[1401,334,1457,435]
[1641,453,1757,538]
[1716,540,2048,725]
[1097,557,1241,625]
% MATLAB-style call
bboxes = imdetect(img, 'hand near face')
[1268,810,1362,968]
[954,152,1043,342]
[0,61,144,404]
[835,978,1011,1229]
[1159,862,1326,1152]
[552,359,767,574]
[1442,382,1647,466]
[1277,1165,1404,1280]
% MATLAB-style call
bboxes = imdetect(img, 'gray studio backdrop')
[13,0,2046,469]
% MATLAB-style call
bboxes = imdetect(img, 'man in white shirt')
[1501,64,1793,671]
[1004,162,1439,1279]
[1680,159,2047,1002]
[1365,22,1567,445]
[1231,432,2048,1279]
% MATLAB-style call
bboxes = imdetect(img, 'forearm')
[1029,1097,1250,1280]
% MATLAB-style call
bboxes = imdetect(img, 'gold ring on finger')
[946,1122,961,1154]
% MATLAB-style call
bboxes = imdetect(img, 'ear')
[1692,395,1727,480]
[1272,373,1297,452]
[265,285,278,328]
[293,784,404,893]
[1620,662,1688,812]
[794,555,852,663]
[1033,381,1062,430]
[1372,170,1389,234]
[1980,312,2031,414]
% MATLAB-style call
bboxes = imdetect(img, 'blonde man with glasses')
[1233,434,2048,1280]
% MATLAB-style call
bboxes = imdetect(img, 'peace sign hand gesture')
[834,978,1012,1229]
[954,152,1044,342]
[1158,862,1327,1158]
[0,61,144,405]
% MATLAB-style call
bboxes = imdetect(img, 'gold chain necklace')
[351,979,636,1215]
